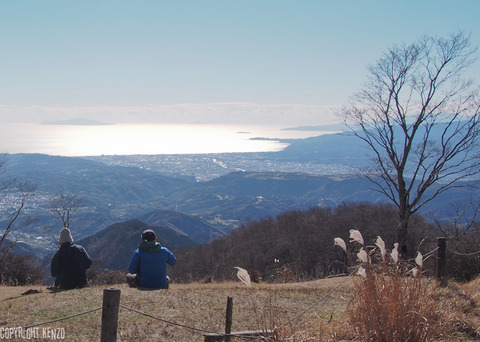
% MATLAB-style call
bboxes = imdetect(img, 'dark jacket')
[128,240,177,289]
[51,242,92,289]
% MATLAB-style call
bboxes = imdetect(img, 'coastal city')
[85,152,354,182]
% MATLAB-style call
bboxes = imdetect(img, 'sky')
[1,0,479,127]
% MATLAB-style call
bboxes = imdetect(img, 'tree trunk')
[396,218,409,257]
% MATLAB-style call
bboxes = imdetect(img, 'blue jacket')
[128,240,177,289]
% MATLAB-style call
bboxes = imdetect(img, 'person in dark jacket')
[127,229,177,289]
[51,228,92,289]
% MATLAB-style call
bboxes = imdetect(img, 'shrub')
[0,250,45,285]
[87,259,126,285]
[89,268,126,285]
[335,230,440,342]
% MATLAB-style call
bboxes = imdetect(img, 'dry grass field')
[0,277,479,341]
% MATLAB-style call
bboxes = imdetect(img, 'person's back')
[51,228,92,289]
[128,229,177,289]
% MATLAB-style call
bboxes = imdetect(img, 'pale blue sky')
[1,0,479,125]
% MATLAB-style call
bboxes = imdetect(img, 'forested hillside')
[169,203,439,283]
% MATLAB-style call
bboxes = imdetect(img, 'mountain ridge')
[75,218,196,270]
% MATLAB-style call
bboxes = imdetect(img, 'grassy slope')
[0,278,352,341]
[0,277,479,341]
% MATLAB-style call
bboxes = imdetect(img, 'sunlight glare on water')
[0,123,321,156]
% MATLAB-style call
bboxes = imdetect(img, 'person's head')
[141,229,157,242]
[58,227,73,245]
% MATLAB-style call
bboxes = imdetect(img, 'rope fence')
[119,302,265,341]
[118,303,220,336]
[22,307,102,330]
[447,248,480,256]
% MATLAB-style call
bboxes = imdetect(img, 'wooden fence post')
[101,288,121,342]
[204,296,270,341]
[225,297,233,342]
[436,237,447,287]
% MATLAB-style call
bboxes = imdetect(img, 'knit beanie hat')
[58,228,74,244]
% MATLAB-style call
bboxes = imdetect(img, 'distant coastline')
[283,123,346,132]
[249,136,296,143]
[41,118,112,126]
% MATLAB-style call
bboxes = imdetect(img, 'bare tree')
[48,190,87,229]
[339,32,480,256]
[0,155,37,252]
[432,198,480,239]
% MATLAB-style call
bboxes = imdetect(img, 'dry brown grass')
[0,278,352,342]
[0,277,479,341]
[348,271,439,341]
[430,279,480,341]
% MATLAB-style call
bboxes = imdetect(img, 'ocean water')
[0,123,323,156]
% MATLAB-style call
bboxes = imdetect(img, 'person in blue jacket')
[127,229,177,289]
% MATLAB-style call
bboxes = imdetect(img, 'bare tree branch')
[0,158,37,252]
[48,190,87,229]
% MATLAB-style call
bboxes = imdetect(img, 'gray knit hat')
[58,228,74,244]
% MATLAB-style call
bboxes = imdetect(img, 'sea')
[0,123,327,156]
